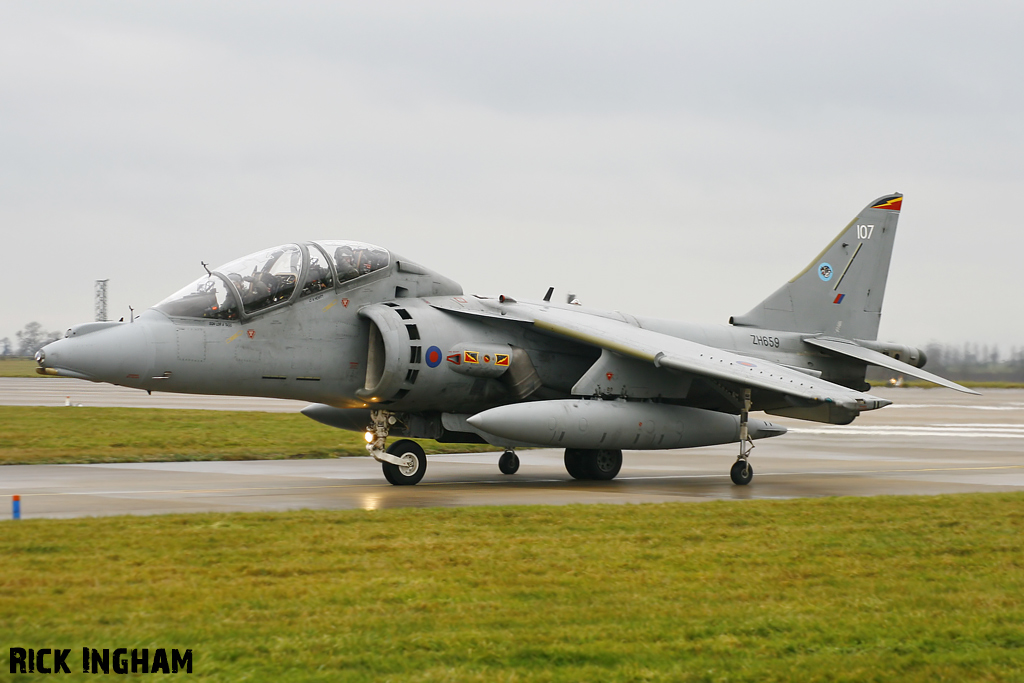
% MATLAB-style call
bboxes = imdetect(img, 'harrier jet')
[37,193,975,485]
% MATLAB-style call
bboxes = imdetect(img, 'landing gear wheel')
[587,449,623,481]
[564,448,589,480]
[498,450,520,475]
[730,460,753,486]
[382,439,427,486]
[565,449,623,480]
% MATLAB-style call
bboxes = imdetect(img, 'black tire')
[564,448,589,480]
[730,460,753,486]
[498,451,520,475]
[381,461,397,485]
[382,439,427,486]
[586,449,622,481]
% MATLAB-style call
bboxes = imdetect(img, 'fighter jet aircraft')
[36,193,976,486]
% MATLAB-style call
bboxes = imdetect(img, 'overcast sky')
[2,1,1021,351]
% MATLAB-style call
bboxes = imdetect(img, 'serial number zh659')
[750,335,780,348]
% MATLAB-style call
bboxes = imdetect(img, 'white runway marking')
[789,425,1024,438]
[887,403,1024,411]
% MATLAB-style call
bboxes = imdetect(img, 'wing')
[527,307,890,412]
[428,296,890,415]
[428,294,892,417]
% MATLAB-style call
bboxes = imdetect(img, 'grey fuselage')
[39,253,893,427]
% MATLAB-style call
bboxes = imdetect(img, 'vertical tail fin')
[730,194,903,341]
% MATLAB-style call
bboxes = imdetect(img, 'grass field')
[0,406,495,465]
[895,379,1024,389]
[0,358,47,377]
[2,493,1022,681]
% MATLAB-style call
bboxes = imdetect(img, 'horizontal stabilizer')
[803,337,980,395]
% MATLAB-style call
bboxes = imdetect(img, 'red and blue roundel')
[425,346,443,368]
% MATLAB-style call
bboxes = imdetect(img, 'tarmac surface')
[0,377,308,411]
[1,380,1022,519]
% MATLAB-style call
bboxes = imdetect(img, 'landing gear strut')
[731,388,754,486]
[498,450,520,475]
[366,410,428,486]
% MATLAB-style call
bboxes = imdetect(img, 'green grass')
[0,358,46,377]
[0,406,495,465]
[2,494,1022,681]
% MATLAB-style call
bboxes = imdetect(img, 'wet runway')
[1,383,1022,519]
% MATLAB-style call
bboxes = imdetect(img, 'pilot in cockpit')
[334,246,361,282]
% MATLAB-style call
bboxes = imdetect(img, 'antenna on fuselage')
[543,287,554,302]
[201,261,212,276]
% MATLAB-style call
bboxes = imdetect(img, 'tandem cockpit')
[154,241,391,320]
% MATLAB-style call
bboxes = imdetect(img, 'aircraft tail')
[730,193,903,341]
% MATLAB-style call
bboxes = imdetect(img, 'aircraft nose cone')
[40,322,154,384]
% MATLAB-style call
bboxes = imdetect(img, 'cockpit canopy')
[155,241,390,320]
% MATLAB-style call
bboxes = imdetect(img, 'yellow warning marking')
[323,301,337,312]
[225,332,241,343]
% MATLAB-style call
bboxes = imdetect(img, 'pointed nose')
[38,322,154,385]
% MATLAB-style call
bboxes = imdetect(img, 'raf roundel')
[425,345,443,368]
[818,262,834,282]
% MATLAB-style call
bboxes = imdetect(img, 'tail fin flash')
[730,193,903,341]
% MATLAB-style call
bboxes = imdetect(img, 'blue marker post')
[12,495,20,520]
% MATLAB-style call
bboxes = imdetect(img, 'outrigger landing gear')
[498,450,520,475]
[730,388,754,486]
[366,410,427,486]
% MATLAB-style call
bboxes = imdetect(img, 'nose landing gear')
[382,439,427,486]
[366,410,427,486]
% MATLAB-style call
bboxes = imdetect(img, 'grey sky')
[2,1,1021,350]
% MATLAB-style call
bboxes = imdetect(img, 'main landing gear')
[731,387,754,486]
[564,448,623,481]
[498,450,520,475]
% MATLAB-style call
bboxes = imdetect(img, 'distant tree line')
[916,342,1024,382]
[1,322,63,358]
